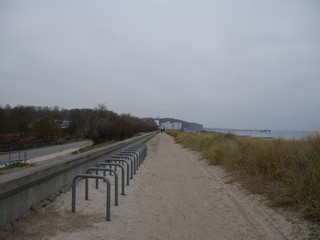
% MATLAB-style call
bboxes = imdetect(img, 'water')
[235,130,312,140]
[204,128,315,140]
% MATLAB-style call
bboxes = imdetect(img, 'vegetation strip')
[167,130,320,222]
[0,104,157,151]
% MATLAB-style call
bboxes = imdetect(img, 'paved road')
[0,140,92,165]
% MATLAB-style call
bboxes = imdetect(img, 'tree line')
[0,104,157,148]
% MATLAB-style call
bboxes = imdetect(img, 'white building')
[154,119,160,127]
[161,121,182,130]
[55,119,71,129]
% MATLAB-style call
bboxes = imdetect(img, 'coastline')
[205,128,315,140]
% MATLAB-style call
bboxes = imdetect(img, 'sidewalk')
[0,140,91,168]
[27,148,79,164]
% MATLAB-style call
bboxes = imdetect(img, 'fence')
[0,151,27,166]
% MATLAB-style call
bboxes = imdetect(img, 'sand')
[1,133,319,240]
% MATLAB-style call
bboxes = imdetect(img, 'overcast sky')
[0,0,319,130]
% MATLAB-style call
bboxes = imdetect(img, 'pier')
[209,129,271,134]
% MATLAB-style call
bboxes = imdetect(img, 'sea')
[204,128,317,140]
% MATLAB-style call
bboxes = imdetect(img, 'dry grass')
[0,162,34,175]
[167,130,320,222]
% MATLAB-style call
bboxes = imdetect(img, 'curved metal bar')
[86,167,119,206]
[111,155,133,179]
[105,158,130,186]
[120,151,139,171]
[128,147,143,164]
[122,150,140,168]
[72,174,111,221]
[115,152,137,175]
[127,144,147,162]
[97,162,125,195]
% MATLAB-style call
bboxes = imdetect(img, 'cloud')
[0,0,319,130]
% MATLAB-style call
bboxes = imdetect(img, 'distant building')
[161,121,182,130]
[155,117,203,131]
[154,119,160,127]
[55,119,71,129]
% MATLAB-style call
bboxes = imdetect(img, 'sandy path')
[0,133,318,240]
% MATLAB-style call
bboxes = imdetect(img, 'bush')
[83,105,158,144]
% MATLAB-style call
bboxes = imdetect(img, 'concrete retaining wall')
[0,131,158,227]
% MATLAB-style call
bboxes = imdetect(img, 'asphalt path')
[0,140,92,165]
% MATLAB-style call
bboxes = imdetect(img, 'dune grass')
[167,130,320,222]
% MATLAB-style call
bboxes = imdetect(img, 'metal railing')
[0,151,27,166]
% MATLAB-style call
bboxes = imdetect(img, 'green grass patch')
[167,130,320,222]
[0,162,34,174]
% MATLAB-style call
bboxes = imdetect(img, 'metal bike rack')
[70,143,148,222]
[128,145,146,163]
[96,162,125,195]
[138,144,147,161]
[115,152,137,175]
[72,174,111,221]
[104,158,130,186]
[86,167,119,206]
[138,144,147,160]
[111,155,134,179]
[127,144,147,163]
[122,150,140,168]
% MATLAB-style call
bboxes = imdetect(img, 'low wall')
[0,131,158,227]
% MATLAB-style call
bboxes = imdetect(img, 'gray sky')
[1,0,319,131]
